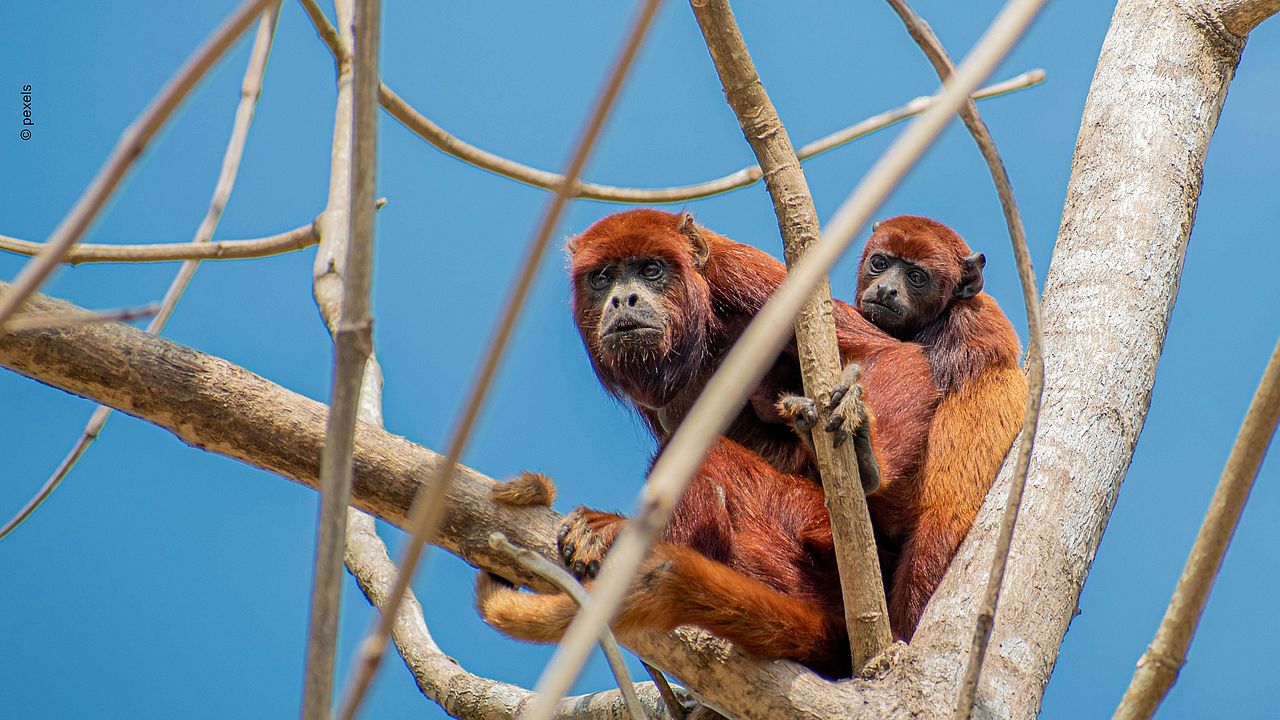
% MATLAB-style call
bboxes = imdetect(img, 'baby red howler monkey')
[807,215,1026,638]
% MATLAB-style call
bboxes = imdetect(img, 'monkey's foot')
[557,507,625,581]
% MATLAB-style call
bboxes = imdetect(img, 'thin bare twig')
[875,2,1045,716]
[0,5,281,543]
[296,0,1043,208]
[489,533,649,720]
[1113,338,1280,720]
[335,2,663,719]
[294,3,460,714]
[689,0,889,672]
[0,0,277,330]
[297,0,348,67]
[640,662,686,720]
[377,71,1043,204]
[300,0,380,715]
[0,222,317,265]
[522,1,1049,712]
[2,304,160,332]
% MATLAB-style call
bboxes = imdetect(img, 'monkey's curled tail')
[476,544,847,675]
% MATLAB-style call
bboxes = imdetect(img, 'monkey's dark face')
[573,249,711,410]
[858,252,946,338]
[581,257,672,357]
[568,210,715,411]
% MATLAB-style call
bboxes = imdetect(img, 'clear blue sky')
[1,1,1277,718]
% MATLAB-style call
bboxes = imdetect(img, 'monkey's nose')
[627,293,639,307]
[876,285,897,299]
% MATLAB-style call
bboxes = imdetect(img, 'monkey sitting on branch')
[780,215,1026,638]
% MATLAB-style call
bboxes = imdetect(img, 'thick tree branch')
[689,0,890,671]
[0,282,867,720]
[0,0,277,329]
[1114,338,1280,718]
[1208,0,1280,33]
[910,0,1279,717]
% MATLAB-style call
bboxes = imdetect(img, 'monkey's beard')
[599,327,665,358]
[594,329,696,410]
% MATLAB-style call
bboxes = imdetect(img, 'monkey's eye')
[639,261,664,281]
[907,269,929,287]
[868,254,889,272]
[588,268,613,291]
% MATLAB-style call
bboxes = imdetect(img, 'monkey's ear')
[955,252,986,299]
[564,234,579,256]
[872,220,884,232]
[678,212,710,269]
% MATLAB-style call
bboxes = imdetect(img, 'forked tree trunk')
[907,1,1277,717]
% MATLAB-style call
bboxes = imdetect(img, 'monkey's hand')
[775,394,820,458]
[775,394,819,433]
[778,365,882,494]
[824,362,868,446]
[825,362,881,493]
[557,507,626,581]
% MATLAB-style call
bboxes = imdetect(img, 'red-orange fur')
[569,209,938,493]
[483,212,1019,670]
[858,216,1026,637]
[478,438,851,677]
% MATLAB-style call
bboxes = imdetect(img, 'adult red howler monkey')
[849,215,1026,637]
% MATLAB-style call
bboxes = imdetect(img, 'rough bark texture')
[689,0,891,670]
[909,1,1268,717]
[0,282,855,720]
[0,284,555,584]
